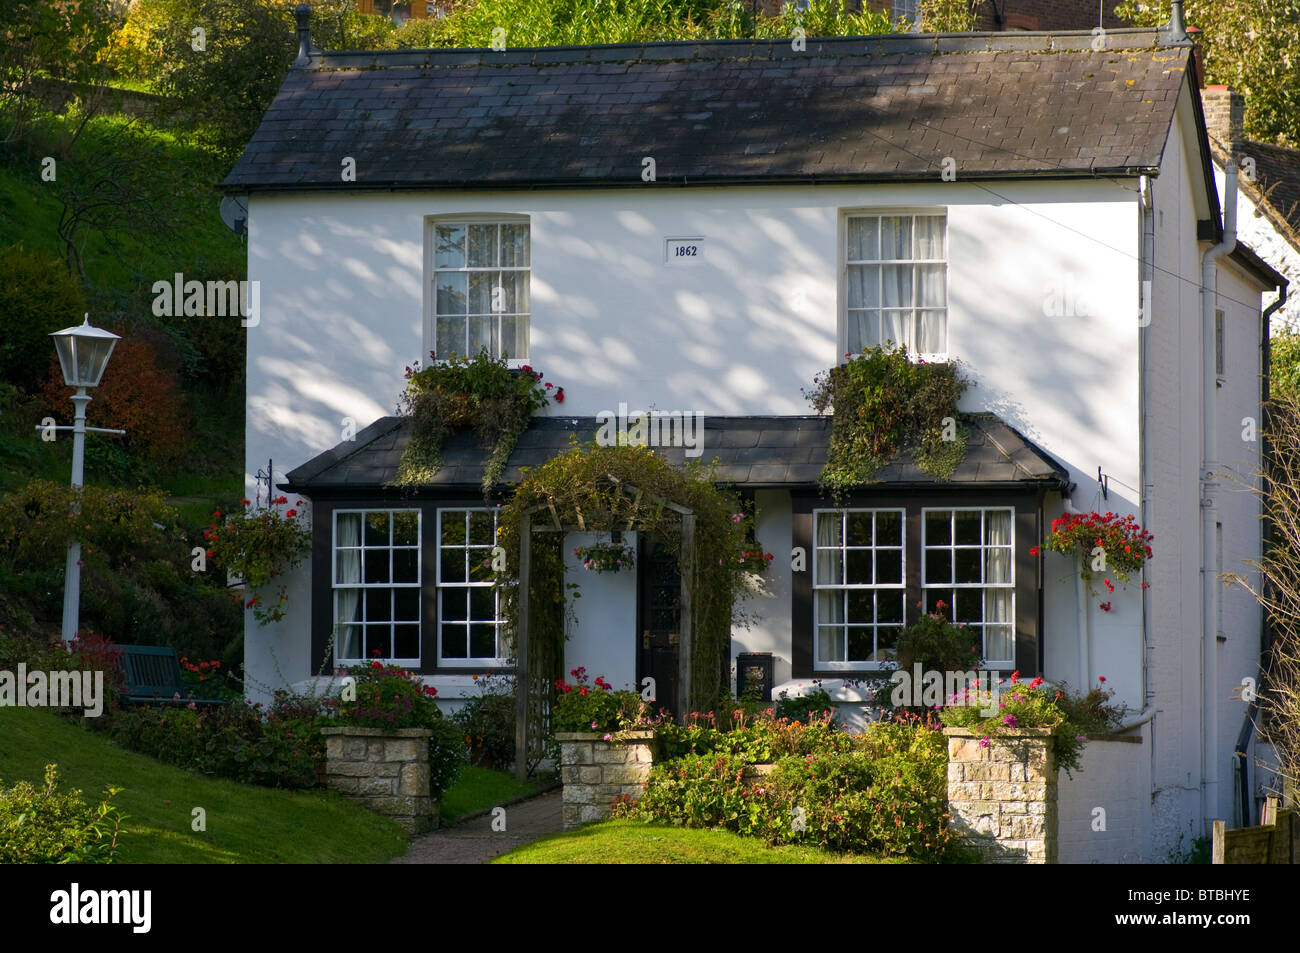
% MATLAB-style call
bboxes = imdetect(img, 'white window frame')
[333,509,422,667]
[839,208,948,364]
[920,506,1015,669]
[424,213,530,366]
[812,508,907,671]
[436,507,507,667]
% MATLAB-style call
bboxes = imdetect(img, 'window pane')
[442,624,467,658]
[469,551,495,583]
[366,589,392,622]
[468,315,497,357]
[469,586,495,621]
[847,627,872,662]
[846,549,872,584]
[337,624,361,659]
[500,224,529,266]
[877,626,901,662]
[881,265,913,307]
[469,511,495,545]
[846,512,873,546]
[436,271,467,315]
[917,311,945,353]
[926,512,951,545]
[846,310,879,352]
[369,625,393,660]
[436,314,466,357]
[442,513,467,546]
[847,217,878,260]
[955,512,981,545]
[917,264,945,307]
[468,272,494,315]
[985,547,1010,585]
[441,546,466,583]
[846,589,873,624]
[876,548,902,585]
[500,270,529,314]
[364,548,390,584]
[393,512,419,546]
[818,627,845,662]
[880,216,911,259]
[881,310,908,350]
[468,224,497,267]
[336,548,361,585]
[395,624,420,659]
[502,315,528,361]
[984,625,1013,662]
[955,588,981,623]
[470,624,498,658]
[916,216,945,258]
[816,590,844,625]
[955,548,980,583]
[394,587,420,622]
[365,512,390,546]
[846,265,879,309]
[435,225,465,268]
[877,510,902,545]
[878,590,904,624]
[926,549,951,584]
[442,590,467,622]
[393,549,418,584]
[816,548,842,586]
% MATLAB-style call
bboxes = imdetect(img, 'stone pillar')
[944,727,1058,864]
[556,730,657,829]
[321,726,436,834]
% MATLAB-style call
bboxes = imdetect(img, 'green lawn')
[0,707,408,864]
[440,765,551,823]
[492,820,909,864]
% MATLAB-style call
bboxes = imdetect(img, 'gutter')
[1200,156,1238,829]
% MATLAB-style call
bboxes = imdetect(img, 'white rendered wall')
[562,531,638,692]
[1058,732,1155,863]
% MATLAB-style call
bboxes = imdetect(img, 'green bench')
[120,645,230,706]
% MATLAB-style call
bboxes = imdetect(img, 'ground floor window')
[437,508,505,666]
[921,507,1015,667]
[333,509,421,664]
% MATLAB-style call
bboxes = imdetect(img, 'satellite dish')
[220,195,248,236]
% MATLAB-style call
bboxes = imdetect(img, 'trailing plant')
[805,344,968,497]
[573,540,636,573]
[496,442,760,726]
[204,497,311,625]
[393,349,562,495]
[939,672,1126,775]
[1032,510,1153,607]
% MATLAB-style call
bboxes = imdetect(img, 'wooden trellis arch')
[513,476,695,780]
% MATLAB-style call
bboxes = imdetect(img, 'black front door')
[637,534,680,719]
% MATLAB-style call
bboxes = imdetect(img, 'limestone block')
[400,762,430,796]
[327,761,372,778]
[578,804,607,823]
[371,762,401,778]
[579,766,602,784]
[343,739,368,760]
[947,762,965,783]
[361,776,397,797]
[328,776,360,795]
[592,744,629,764]
[383,739,422,762]
[561,766,582,784]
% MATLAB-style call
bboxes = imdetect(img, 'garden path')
[391,790,562,864]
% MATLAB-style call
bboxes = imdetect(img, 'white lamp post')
[44,315,125,642]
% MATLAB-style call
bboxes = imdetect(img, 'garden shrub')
[772,683,837,723]
[0,244,86,392]
[0,765,125,864]
[874,604,982,709]
[616,713,962,861]
[453,674,517,769]
[551,667,658,733]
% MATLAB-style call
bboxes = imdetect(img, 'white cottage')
[224,7,1286,860]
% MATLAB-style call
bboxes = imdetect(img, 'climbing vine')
[391,349,562,496]
[805,344,969,497]
[494,442,761,718]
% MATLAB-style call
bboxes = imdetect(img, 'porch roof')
[281,413,1069,493]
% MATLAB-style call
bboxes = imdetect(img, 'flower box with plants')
[572,540,636,573]
[938,672,1126,775]
[203,496,311,625]
[395,349,564,493]
[1031,510,1153,610]
[551,668,659,738]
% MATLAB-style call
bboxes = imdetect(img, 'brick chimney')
[1202,86,1244,151]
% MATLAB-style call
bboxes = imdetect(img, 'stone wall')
[944,727,1058,863]
[556,731,656,829]
[321,727,436,834]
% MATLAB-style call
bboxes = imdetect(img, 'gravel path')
[390,791,563,864]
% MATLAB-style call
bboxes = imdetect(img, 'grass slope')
[0,707,407,864]
[492,820,907,864]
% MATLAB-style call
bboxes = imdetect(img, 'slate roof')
[1212,139,1300,250]
[224,28,1192,193]
[282,413,1069,493]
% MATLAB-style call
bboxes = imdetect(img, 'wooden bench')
[120,645,230,706]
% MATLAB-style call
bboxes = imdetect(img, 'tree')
[1223,389,1300,807]
[1117,1,1300,147]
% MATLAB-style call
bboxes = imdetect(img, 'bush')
[552,667,658,733]
[875,604,981,709]
[618,714,960,861]
[453,675,516,769]
[772,683,837,724]
[0,244,87,392]
[0,764,125,864]
[109,697,324,789]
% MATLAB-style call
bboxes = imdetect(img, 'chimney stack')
[295,4,311,66]
[1202,86,1245,152]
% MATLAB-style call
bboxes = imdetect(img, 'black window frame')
[790,487,1045,679]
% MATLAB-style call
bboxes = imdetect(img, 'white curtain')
[816,513,842,585]
[336,514,362,659]
[983,511,1013,661]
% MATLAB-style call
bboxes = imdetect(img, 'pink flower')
[590,720,598,729]
[731,513,744,523]
[978,736,991,749]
